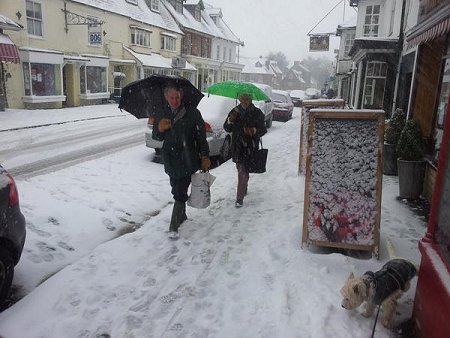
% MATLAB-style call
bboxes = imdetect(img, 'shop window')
[22,62,62,96]
[80,66,107,94]
[26,0,43,37]
[363,61,387,109]
[434,53,450,164]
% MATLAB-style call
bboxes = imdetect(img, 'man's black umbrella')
[118,74,204,119]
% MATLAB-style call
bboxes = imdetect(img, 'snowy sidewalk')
[0,106,428,338]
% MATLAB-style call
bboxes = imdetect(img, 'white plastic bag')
[187,171,216,209]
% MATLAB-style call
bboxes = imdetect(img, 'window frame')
[161,35,176,51]
[26,0,44,37]
[363,4,381,37]
[344,32,355,57]
[362,61,387,108]
[130,26,152,48]
[150,0,160,12]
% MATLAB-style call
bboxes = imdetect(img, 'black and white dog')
[340,258,417,328]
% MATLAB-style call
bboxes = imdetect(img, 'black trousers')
[169,176,191,202]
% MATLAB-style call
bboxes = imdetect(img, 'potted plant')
[396,119,426,199]
[383,108,405,175]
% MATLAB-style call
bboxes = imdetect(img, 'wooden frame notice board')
[301,109,385,257]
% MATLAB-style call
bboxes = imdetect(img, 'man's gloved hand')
[201,156,211,171]
[228,111,238,123]
[158,118,172,132]
[243,127,257,136]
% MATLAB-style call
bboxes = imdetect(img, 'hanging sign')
[309,35,330,52]
[88,23,102,45]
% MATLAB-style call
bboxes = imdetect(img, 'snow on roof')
[240,56,274,75]
[124,46,196,71]
[163,0,215,37]
[0,14,22,31]
[69,0,182,34]
[203,4,240,44]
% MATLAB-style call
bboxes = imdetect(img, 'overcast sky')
[205,0,357,64]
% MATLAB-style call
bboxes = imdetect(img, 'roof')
[0,14,22,31]
[163,0,214,37]
[203,4,240,43]
[348,37,399,57]
[240,56,274,75]
[69,0,182,34]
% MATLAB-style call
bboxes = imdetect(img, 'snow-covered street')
[0,105,427,337]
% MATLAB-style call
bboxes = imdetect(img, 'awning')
[124,46,196,71]
[406,3,450,48]
[0,33,20,64]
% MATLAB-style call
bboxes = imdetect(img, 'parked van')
[251,83,274,128]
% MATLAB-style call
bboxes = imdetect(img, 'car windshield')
[272,93,287,102]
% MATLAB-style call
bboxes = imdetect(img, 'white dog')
[340,258,417,328]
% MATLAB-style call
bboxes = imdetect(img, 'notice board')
[298,99,345,174]
[301,109,384,257]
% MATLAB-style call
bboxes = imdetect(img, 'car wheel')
[0,247,14,305]
[220,136,232,163]
[265,116,273,129]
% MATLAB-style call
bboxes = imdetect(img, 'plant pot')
[383,143,398,175]
[397,159,426,199]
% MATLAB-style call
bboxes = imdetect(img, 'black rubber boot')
[169,201,185,233]
[181,202,187,224]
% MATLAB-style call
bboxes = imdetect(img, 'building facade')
[0,0,243,109]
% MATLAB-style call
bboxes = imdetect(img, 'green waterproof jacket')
[223,103,267,165]
[153,106,209,179]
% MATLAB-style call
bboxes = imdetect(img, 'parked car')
[0,165,26,306]
[305,87,321,99]
[271,89,294,121]
[289,89,306,107]
[145,94,237,163]
[251,83,274,128]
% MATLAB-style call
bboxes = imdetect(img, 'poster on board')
[298,99,345,175]
[301,109,384,257]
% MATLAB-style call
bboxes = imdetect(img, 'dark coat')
[152,105,209,179]
[223,103,267,166]
[364,258,417,305]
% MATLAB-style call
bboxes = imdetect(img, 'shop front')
[405,1,450,336]
[19,47,66,109]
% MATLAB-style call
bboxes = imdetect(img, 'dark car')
[271,90,294,121]
[289,89,306,107]
[0,165,26,305]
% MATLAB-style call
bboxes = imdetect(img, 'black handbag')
[246,139,268,173]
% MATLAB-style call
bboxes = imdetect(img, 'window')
[363,5,380,37]
[223,47,226,61]
[131,27,151,47]
[22,62,62,96]
[194,7,201,21]
[80,66,107,94]
[344,33,355,57]
[168,0,183,13]
[389,0,396,35]
[161,35,176,51]
[229,48,232,62]
[150,0,159,12]
[363,61,387,109]
[216,45,220,60]
[26,0,43,37]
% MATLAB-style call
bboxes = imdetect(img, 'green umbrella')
[205,81,270,101]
